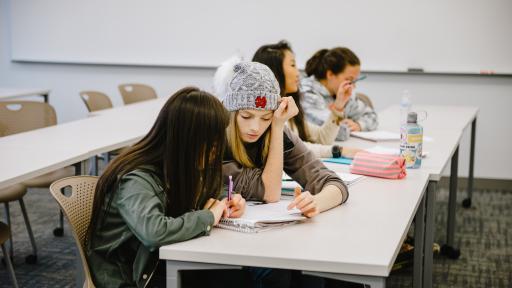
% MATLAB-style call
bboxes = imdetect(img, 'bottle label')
[400,126,423,169]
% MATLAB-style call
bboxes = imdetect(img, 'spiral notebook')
[216,200,306,233]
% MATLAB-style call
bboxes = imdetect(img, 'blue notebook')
[322,157,353,165]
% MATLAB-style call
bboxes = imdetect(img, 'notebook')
[282,172,365,191]
[351,130,400,142]
[216,200,306,233]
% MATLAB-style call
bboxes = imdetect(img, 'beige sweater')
[288,112,341,158]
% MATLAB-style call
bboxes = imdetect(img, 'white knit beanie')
[213,60,281,111]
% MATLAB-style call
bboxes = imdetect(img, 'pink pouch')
[349,151,407,179]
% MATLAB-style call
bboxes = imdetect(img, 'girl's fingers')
[229,194,241,206]
[296,196,314,210]
[304,208,319,218]
[300,202,317,213]
[288,192,313,210]
[287,192,306,209]
[230,207,244,218]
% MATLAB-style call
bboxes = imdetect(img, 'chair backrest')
[355,92,374,109]
[49,176,98,288]
[0,101,57,136]
[80,91,113,112]
[118,83,157,105]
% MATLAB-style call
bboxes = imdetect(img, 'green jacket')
[87,169,215,287]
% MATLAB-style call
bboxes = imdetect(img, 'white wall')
[1,0,511,180]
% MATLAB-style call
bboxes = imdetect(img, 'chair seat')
[0,184,27,203]
[0,222,10,244]
[22,166,76,188]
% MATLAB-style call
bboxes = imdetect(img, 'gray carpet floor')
[0,186,511,287]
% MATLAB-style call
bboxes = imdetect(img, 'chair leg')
[18,198,38,264]
[1,243,19,288]
[4,202,14,258]
[53,210,65,237]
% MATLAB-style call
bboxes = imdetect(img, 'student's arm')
[115,173,223,251]
[284,127,348,209]
[261,97,299,203]
[344,97,379,131]
[288,184,343,217]
[306,114,341,145]
[301,141,334,158]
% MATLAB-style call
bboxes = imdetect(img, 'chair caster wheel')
[25,254,37,264]
[440,244,460,259]
[462,198,472,208]
[53,227,64,237]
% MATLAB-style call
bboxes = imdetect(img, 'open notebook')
[351,130,400,142]
[282,171,365,191]
[216,200,306,233]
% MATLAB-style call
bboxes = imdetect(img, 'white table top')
[0,98,165,190]
[378,105,478,132]
[160,167,430,277]
[0,88,51,100]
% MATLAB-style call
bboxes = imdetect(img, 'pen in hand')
[294,186,301,198]
[287,186,302,211]
[350,75,367,84]
[227,175,233,217]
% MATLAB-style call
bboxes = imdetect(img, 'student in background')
[214,61,348,288]
[252,40,362,158]
[302,47,378,140]
[86,87,246,287]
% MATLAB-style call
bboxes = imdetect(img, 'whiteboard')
[9,0,512,74]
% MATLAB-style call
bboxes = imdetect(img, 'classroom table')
[0,88,51,103]
[343,104,478,287]
[0,97,476,288]
[160,167,430,288]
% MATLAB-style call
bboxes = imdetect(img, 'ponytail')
[305,49,329,78]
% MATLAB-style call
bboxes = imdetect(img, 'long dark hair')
[252,40,310,141]
[305,47,360,80]
[88,87,229,241]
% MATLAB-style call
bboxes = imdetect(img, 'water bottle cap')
[407,112,418,123]
[401,90,411,106]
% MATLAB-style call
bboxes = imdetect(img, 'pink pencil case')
[349,152,407,179]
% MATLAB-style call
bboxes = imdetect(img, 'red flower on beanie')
[255,96,267,108]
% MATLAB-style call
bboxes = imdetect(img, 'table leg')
[462,118,476,208]
[441,146,461,259]
[413,190,425,288]
[423,181,436,288]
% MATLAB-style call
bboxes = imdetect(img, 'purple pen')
[228,175,233,201]
[228,175,233,217]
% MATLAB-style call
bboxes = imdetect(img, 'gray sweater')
[222,126,349,203]
[300,75,378,140]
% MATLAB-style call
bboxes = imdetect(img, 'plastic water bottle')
[400,90,412,127]
[400,112,423,169]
